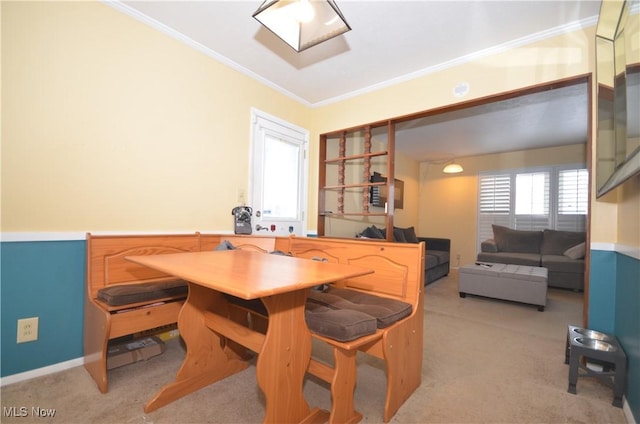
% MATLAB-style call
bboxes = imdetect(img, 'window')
[477,165,587,249]
[514,171,550,231]
[250,108,308,236]
[261,134,301,219]
[515,172,549,215]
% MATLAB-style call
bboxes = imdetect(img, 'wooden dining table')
[126,249,373,423]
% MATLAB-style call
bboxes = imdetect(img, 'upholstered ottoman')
[458,263,548,311]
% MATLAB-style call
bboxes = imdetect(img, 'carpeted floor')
[1,272,628,423]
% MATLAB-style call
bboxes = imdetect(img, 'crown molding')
[101,1,312,107]
[104,1,599,108]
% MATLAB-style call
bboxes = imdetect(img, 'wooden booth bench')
[284,236,424,423]
[84,232,276,393]
[84,233,200,393]
[228,236,425,423]
[84,233,424,423]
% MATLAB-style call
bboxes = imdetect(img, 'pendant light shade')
[253,0,351,52]
[443,161,464,174]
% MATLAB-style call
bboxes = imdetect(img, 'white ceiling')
[394,82,589,162]
[112,0,601,161]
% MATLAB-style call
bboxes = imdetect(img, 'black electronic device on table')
[232,206,252,235]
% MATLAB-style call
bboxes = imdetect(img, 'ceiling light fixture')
[443,161,464,174]
[253,0,351,52]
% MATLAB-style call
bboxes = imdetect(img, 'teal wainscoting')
[590,248,640,421]
[588,250,617,333]
[614,251,640,420]
[1,240,85,377]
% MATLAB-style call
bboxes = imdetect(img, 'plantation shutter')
[557,168,588,231]
[478,174,511,245]
[477,165,587,253]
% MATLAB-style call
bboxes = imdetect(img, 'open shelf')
[318,124,398,240]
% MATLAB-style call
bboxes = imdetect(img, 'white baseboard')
[0,357,84,387]
[624,397,637,424]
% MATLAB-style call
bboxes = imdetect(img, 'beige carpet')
[1,272,627,423]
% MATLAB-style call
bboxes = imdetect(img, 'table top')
[126,250,373,300]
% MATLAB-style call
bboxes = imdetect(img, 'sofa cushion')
[542,255,585,273]
[425,254,439,269]
[481,239,499,253]
[492,225,542,254]
[305,302,377,341]
[308,286,412,328]
[392,227,407,243]
[97,280,188,306]
[400,226,420,243]
[541,230,586,255]
[477,252,541,267]
[359,225,385,239]
[427,250,450,265]
[563,242,586,260]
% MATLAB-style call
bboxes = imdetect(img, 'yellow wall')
[5,0,634,251]
[1,1,310,232]
[419,144,587,267]
[311,25,596,236]
[311,28,594,132]
[617,175,640,248]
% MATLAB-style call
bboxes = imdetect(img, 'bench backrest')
[199,234,276,253]
[87,233,424,307]
[86,233,201,299]
[275,236,425,307]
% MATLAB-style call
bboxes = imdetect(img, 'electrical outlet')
[456,253,461,260]
[17,317,38,343]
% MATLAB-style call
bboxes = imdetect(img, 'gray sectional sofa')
[357,225,450,285]
[477,225,586,290]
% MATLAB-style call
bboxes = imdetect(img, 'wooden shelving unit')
[318,122,397,240]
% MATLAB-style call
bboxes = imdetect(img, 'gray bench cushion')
[305,303,377,341]
[97,280,188,306]
[225,296,268,316]
[308,286,412,328]
[225,294,377,342]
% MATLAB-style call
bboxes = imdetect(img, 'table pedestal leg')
[145,284,248,413]
[257,289,313,424]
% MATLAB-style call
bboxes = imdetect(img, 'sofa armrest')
[417,237,450,253]
[481,239,498,252]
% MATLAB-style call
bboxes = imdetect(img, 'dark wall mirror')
[596,0,640,197]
